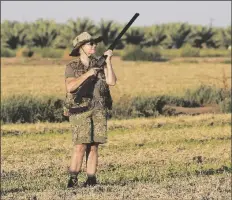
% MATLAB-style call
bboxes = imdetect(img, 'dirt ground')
[168,105,221,116]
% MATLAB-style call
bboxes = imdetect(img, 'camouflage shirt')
[64,56,112,115]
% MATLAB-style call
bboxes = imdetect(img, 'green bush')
[111,94,202,119]
[200,49,231,57]
[220,59,231,64]
[152,48,230,59]
[131,96,166,117]
[184,85,230,105]
[0,95,168,123]
[16,47,34,57]
[1,88,230,123]
[162,95,200,107]
[111,95,166,119]
[219,97,231,113]
[180,44,200,57]
[1,95,66,124]
[39,48,63,58]
[110,95,133,119]
[22,48,34,57]
[121,45,167,61]
[1,48,16,57]
[162,49,181,58]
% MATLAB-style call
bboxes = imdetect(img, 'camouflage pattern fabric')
[91,78,112,110]
[69,109,107,145]
[63,56,112,115]
[90,56,113,110]
[64,56,112,144]
[63,57,93,116]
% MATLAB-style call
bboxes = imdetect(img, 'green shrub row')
[219,98,232,113]
[1,48,16,57]
[180,44,200,57]
[0,94,192,123]
[1,85,230,124]
[1,95,66,124]
[185,85,231,105]
[121,46,168,62]
[1,47,65,58]
[119,45,230,61]
[111,95,166,119]
[2,45,230,59]
[33,48,64,58]
[22,48,34,57]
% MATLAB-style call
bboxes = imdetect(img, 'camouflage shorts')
[69,109,107,145]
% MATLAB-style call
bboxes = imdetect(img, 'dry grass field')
[1,57,231,102]
[1,114,231,200]
[1,56,231,199]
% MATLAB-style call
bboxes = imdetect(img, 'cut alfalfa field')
[1,114,231,200]
[1,57,231,102]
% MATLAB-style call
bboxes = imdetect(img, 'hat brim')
[69,36,103,57]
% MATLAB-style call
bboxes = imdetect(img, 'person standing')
[64,32,117,188]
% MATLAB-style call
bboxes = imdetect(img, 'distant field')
[1,53,231,200]
[1,57,231,102]
[1,114,231,199]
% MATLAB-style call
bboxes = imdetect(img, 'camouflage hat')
[69,32,103,57]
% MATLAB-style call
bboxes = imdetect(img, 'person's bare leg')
[69,144,87,172]
[67,144,87,188]
[86,143,99,175]
[84,143,99,186]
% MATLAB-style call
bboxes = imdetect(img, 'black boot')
[67,177,78,188]
[67,171,79,188]
[83,175,97,187]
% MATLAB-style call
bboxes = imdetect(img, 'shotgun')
[74,13,140,97]
[95,13,140,68]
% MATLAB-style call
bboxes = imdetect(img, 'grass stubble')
[1,57,231,199]
[1,114,231,200]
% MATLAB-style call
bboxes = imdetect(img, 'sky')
[1,1,231,27]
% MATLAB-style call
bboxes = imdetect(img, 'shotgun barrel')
[107,13,140,51]
[96,13,140,67]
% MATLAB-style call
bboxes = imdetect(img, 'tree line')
[1,18,231,50]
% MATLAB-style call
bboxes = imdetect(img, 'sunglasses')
[86,42,97,46]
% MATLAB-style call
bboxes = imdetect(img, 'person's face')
[81,41,97,56]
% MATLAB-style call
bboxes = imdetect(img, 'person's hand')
[88,68,101,77]
[104,50,113,63]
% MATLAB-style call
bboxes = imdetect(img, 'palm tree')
[164,23,192,49]
[97,20,116,45]
[189,25,219,48]
[96,20,124,49]
[143,25,167,47]
[54,18,96,49]
[124,27,145,45]
[29,19,59,48]
[1,20,29,49]
[219,26,231,49]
